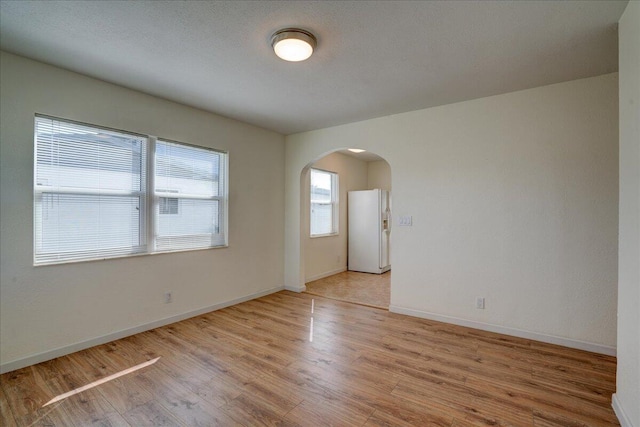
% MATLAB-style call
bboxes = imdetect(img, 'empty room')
[0,1,638,426]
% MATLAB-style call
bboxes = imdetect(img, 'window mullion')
[147,137,156,253]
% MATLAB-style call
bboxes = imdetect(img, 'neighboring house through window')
[159,196,179,215]
[158,189,179,215]
[310,168,338,236]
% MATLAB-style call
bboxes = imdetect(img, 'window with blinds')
[310,168,338,236]
[34,116,148,264]
[155,140,226,251]
[33,115,228,265]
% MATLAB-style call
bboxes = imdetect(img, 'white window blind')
[310,168,338,236]
[154,140,226,251]
[34,116,147,264]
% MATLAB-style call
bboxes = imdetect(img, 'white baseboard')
[0,285,284,374]
[612,393,636,427]
[389,305,617,356]
[305,267,346,283]
[284,284,307,292]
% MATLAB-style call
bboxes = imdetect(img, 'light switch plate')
[399,215,412,226]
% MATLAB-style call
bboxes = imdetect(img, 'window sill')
[310,233,339,239]
[33,244,229,267]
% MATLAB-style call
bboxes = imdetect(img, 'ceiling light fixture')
[348,148,366,153]
[271,28,317,62]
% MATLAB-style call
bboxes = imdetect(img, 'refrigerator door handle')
[383,208,391,232]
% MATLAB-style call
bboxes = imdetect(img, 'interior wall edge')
[389,305,617,357]
[612,393,636,427]
[0,285,284,375]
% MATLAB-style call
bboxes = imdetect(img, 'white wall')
[0,52,286,372]
[304,152,368,282]
[368,160,391,191]
[614,2,640,426]
[285,73,619,354]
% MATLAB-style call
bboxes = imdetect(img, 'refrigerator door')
[348,189,390,274]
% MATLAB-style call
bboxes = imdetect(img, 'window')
[34,115,227,265]
[34,116,148,264]
[154,140,226,251]
[310,168,338,236]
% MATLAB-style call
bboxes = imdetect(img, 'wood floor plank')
[218,392,293,427]
[0,366,58,418]
[530,370,615,406]
[27,356,77,383]
[463,373,618,426]
[286,357,399,399]
[0,385,18,427]
[359,344,470,385]
[529,341,617,374]
[388,326,481,359]
[531,363,616,391]
[464,395,534,426]
[391,376,486,414]
[363,406,453,427]
[151,325,255,386]
[283,392,375,427]
[47,372,124,423]
[131,370,242,427]
[94,375,154,415]
[0,289,619,426]
[240,373,304,416]
[16,402,78,427]
[67,348,122,383]
[282,352,458,424]
[122,400,184,426]
[152,357,242,408]
[87,411,132,427]
[532,408,600,427]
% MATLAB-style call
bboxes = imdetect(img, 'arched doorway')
[298,149,392,309]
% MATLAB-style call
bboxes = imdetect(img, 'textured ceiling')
[0,1,627,135]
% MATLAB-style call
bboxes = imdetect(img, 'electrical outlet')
[475,297,485,309]
[164,292,173,304]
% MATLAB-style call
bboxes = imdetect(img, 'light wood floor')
[0,291,618,426]
[305,271,391,309]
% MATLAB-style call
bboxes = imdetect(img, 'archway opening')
[298,148,392,309]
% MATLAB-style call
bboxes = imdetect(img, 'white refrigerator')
[348,189,391,274]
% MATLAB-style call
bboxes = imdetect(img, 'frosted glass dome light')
[271,28,317,62]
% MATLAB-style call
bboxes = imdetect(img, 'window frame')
[309,167,339,238]
[152,137,227,252]
[33,114,228,266]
